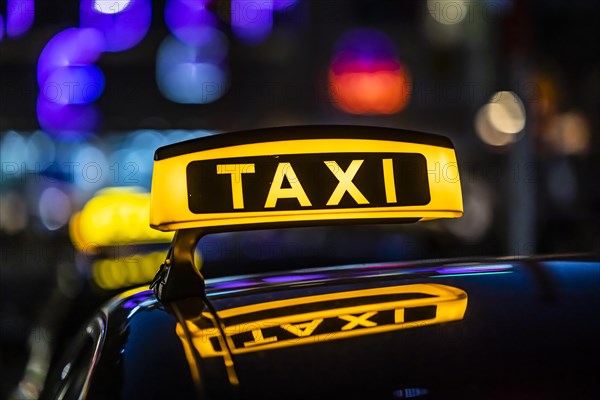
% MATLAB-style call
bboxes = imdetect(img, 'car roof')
[81,254,599,399]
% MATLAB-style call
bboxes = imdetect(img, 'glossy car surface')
[41,254,599,399]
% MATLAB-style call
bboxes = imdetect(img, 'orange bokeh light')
[329,66,411,115]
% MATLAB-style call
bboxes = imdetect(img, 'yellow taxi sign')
[150,126,463,232]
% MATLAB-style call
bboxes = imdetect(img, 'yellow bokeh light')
[70,187,173,250]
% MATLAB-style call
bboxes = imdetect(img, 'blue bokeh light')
[156,35,229,104]
[36,97,100,139]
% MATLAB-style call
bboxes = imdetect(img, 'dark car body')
[41,254,599,400]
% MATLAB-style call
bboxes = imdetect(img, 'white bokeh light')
[487,91,526,134]
[475,91,526,147]
[427,0,469,25]
[39,187,72,231]
[94,0,131,14]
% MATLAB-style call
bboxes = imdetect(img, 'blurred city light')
[475,91,526,147]
[36,28,106,138]
[165,0,218,46]
[329,29,411,115]
[72,144,109,190]
[231,0,274,45]
[43,65,105,105]
[273,0,299,11]
[475,105,513,147]
[427,0,469,25]
[423,10,464,47]
[93,0,131,14]
[156,35,229,104]
[39,187,72,231]
[80,0,151,52]
[37,28,105,87]
[545,112,591,155]
[487,91,526,134]
[36,98,101,139]
[0,130,58,180]
[70,187,173,250]
[0,131,28,170]
[122,130,169,185]
[90,249,202,290]
[5,0,35,38]
[92,251,167,290]
[27,131,56,168]
[0,192,28,234]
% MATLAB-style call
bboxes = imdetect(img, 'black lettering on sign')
[186,153,430,214]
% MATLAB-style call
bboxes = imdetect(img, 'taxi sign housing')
[150,125,462,231]
[149,126,463,302]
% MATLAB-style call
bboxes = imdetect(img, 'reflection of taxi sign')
[150,126,463,231]
[175,283,467,358]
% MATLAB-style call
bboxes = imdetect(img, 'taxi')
[40,126,599,399]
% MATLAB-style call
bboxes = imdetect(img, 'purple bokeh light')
[36,28,106,138]
[37,28,105,87]
[273,0,298,11]
[332,29,399,72]
[231,0,274,45]
[80,0,152,52]
[165,0,219,46]
[6,0,34,38]
[36,96,100,139]
[41,65,105,105]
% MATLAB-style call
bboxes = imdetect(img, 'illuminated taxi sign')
[150,126,463,231]
[175,283,467,358]
[187,153,430,213]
